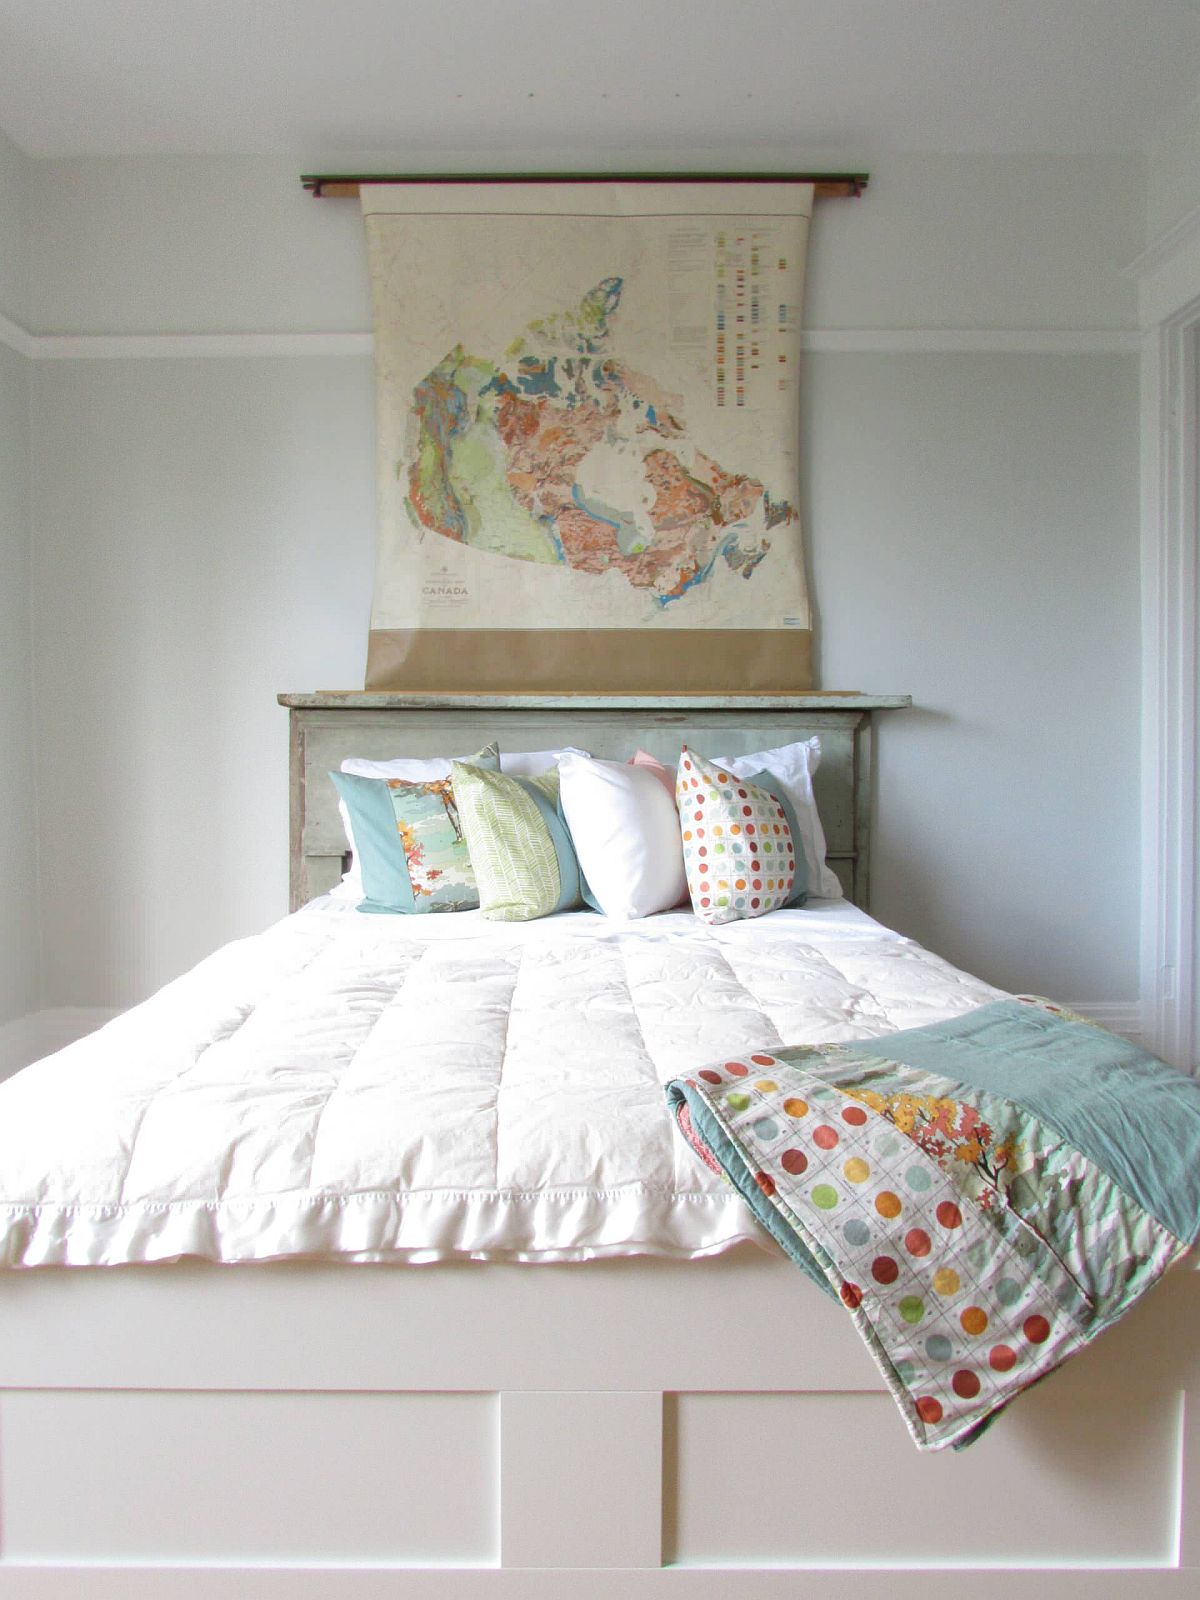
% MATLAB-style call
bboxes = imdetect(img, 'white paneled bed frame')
[1,694,1196,1599]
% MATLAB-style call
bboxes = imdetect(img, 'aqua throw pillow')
[677,746,808,925]
[451,761,584,922]
[330,743,499,914]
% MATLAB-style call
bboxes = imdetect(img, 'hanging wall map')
[361,181,814,692]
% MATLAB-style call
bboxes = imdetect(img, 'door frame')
[1134,217,1200,1070]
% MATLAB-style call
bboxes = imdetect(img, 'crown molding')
[805,328,1139,354]
[34,330,375,360]
[1124,203,1200,330]
[0,309,36,358]
[0,317,1141,360]
[1122,201,1200,282]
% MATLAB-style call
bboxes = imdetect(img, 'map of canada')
[402,278,796,607]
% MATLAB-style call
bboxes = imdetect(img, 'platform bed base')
[0,1249,1195,1596]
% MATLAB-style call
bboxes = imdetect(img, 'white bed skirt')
[0,1184,766,1268]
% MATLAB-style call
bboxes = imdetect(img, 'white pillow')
[333,747,589,896]
[499,748,589,776]
[711,737,842,900]
[340,746,586,782]
[557,753,687,920]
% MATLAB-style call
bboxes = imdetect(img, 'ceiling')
[2,0,1200,160]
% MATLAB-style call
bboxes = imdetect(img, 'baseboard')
[0,1015,43,1079]
[1064,1001,1144,1045]
[0,1007,121,1079]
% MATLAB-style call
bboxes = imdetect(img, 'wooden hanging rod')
[301,171,869,201]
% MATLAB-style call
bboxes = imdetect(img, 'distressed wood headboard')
[277,693,910,913]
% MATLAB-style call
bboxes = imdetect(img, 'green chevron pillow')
[451,760,584,922]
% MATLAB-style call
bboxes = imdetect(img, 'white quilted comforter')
[0,899,1001,1267]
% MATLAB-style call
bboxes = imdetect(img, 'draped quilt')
[667,997,1200,1450]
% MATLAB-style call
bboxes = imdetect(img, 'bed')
[0,694,1195,1597]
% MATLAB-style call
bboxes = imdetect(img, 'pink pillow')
[629,749,677,802]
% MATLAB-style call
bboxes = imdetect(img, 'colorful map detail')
[403,279,797,606]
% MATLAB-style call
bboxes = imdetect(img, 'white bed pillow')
[340,746,586,783]
[331,747,589,899]
[557,752,687,920]
[711,737,843,899]
[499,748,588,777]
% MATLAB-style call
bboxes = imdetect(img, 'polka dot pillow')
[677,746,808,924]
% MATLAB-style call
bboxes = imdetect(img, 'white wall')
[0,129,39,1025]
[23,151,1145,1009]
[807,350,1139,996]
[30,356,374,1004]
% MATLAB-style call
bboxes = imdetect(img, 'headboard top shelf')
[279,692,912,711]
[281,690,911,915]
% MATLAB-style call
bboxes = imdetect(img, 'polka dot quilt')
[668,998,1200,1450]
